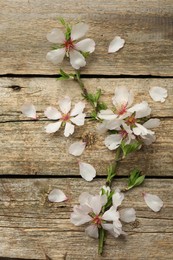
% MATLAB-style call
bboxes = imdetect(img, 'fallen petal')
[149,87,168,103]
[119,208,136,223]
[79,162,96,181]
[21,103,37,119]
[48,189,67,202]
[143,192,163,212]
[69,141,86,156]
[108,36,125,53]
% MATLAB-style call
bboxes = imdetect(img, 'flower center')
[93,215,102,225]
[62,113,70,122]
[117,103,127,115]
[64,39,74,51]
[126,115,136,126]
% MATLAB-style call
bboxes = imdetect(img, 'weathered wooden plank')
[0,77,172,176]
[0,119,173,176]
[0,0,173,76]
[0,178,172,259]
[1,77,173,120]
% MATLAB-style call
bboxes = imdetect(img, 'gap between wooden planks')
[0,178,172,259]
[0,0,173,75]
[0,77,173,176]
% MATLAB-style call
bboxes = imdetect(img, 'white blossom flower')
[69,141,86,156]
[70,189,136,239]
[21,103,37,119]
[98,86,160,150]
[149,87,168,103]
[44,97,86,137]
[78,162,96,181]
[46,22,95,69]
[48,189,67,202]
[143,192,163,212]
[108,36,125,53]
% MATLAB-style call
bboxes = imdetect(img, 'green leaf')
[120,140,141,158]
[58,17,66,26]
[81,51,90,58]
[127,169,145,190]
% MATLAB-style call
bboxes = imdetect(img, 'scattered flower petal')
[143,192,163,212]
[79,162,96,181]
[112,189,124,208]
[119,208,136,223]
[69,141,86,156]
[21,103,37,119]
[149,87,168,103]
[108,36,125,53]
[48,189,67,202]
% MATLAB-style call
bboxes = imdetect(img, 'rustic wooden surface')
[0,179,173,260]
[0,78,173,176]
[0,0,173,76]
[0,0,173,259]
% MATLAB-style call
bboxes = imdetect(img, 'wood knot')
[10,85,21,91]
[82,132,96,147]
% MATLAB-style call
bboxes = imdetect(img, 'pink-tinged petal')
[45,121,62,133]
[112,189,124,208]
[46,48,66,65]
[119,208,136,223]
[106,119,122,130]
[46,28,65,44]
[102,206,119,222]
[70,211,92,226]
[101,194,108,206]
[108,36,125,53]
[85,225,98,239]
[128,101,151,118]
[44,106,62,120]
[70,113,86,126]
[79,162,96,182]
[133,123,154,136]
[69,49,86,69]
[149,87,168,103]
[102,223,119,238]
[142,134,156,145]
[59,96,71,114]
[104,134,122,150]
[64,122,75,137]
[69,141,86,156]
[21,103,37,119]
[75,38,95,53]
[48,189,67,202]
[143,119,161,129]
[88,195,103,215]
[79,192,93,205]
[112,86,134,109]
[98,109,118,120]
[70,101,85,117]
[143,193,163,212]
[71,23,89,41]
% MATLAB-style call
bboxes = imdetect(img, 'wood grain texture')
[0,0,173,76]
[0,77,173,176]
[0,178,172,259]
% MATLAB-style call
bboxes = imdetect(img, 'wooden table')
[0,0,173,259]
